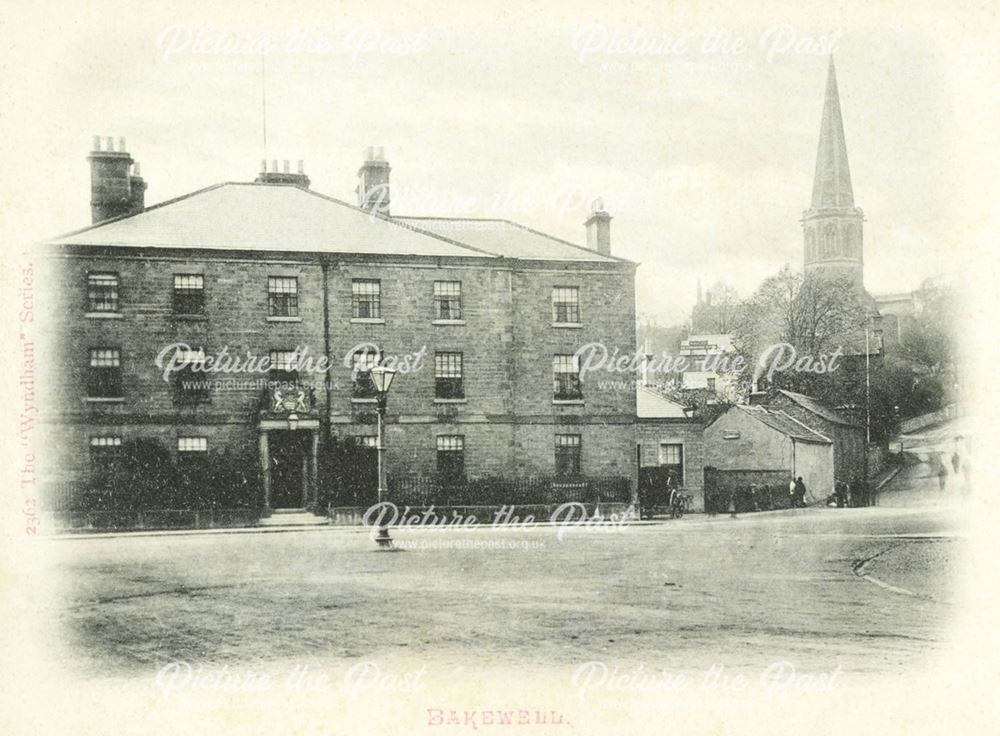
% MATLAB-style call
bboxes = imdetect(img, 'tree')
[731,266,871,400]
[900,282,958,379]
[691,281,740,333]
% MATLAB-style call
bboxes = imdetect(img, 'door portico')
[259,419,320,510]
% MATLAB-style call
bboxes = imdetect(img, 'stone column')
[308,429,320,509]
[301,449,309,508]
[259,430,271,510]
[630,441,641,516]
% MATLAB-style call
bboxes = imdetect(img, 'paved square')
[51,493,957,678]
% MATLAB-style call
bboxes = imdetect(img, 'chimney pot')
[297,160,304,174]
[365,146,374,161]
[253,157,310,188]
[89,137,145,223]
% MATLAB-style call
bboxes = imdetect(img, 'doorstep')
[258,509,330,527]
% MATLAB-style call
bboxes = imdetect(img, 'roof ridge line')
[775,409,832,442]
[396,215,508,222]
[777,389,856,425]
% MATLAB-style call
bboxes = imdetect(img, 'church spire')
[802,56,865,288]
[811,56,855,209]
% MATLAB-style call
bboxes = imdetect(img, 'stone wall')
[42,246,637,502]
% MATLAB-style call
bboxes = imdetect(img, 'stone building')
[42,141,638,513]
[703,404,834,506]
[635,386,705,511]
[677,332,737,398]
[766,390,864,487]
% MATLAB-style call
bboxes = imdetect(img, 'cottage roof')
[738,405,832,444]
[776,390,858,426]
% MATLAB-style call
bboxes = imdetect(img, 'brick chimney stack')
[585,198,612,255]
[748,379,768,405]
[128,160,147,215]
[356,146,391,215]
[88,136,147,223]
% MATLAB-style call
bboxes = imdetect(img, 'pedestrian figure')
[794,476,807,508]
[936,454,948,491]
[951,451,960,475]
[844,481,853,508]
[668,483,681,519]
[788,477,796,509]
[728,490,737,518]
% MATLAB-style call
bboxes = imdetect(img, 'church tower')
[802,57,865,287]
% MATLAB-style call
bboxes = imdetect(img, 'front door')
[269,430,306,508]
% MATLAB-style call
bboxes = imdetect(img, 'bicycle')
[669,492,693,519]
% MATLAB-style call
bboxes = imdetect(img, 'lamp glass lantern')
[370,366,397,395]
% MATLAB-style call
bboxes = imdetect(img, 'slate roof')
[636,385,690,419]
[395,216,631,263]
[52,183,491,257]
[51,183,631,265]
[776,390,858,426]
[738,405,832,444]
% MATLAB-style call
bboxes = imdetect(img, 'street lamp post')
[370,365,397,549]
[863,318,870,505]
[862,314,882,506]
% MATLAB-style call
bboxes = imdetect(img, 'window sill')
[552,399,585,405]
[350,397,378,404]
[552,322,583,329]
[351,318,386,325]
[433,398,468,404]
[432,319,467,326]
[173,314,208,321]
[85,397,124,403]
[85,312,123,320]
[267,316,302,322]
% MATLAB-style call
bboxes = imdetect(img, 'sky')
[2,1,981,325]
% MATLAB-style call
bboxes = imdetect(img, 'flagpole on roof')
[260,50,268,161]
